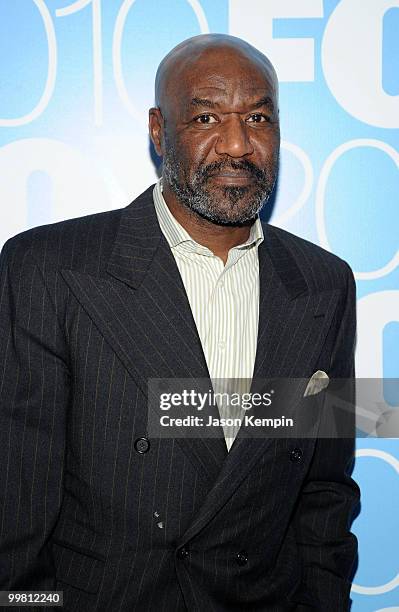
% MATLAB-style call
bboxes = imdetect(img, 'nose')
[214,115,254,158]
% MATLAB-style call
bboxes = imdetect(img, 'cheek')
[177,130,216,164]
[269,129,281,158]
[254,133,280,164]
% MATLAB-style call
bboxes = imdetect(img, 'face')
[150,48,280,225]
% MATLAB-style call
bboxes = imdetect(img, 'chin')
[201,206,258,227]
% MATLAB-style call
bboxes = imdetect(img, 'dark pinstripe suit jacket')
[0,185,359,612]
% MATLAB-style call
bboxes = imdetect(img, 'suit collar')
[107,184,308,300]
[259,224,308,300]
[107,185,161,290]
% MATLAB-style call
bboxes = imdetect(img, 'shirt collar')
[153,178,264,253]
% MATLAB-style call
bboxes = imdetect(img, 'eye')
[247,113,270,123]
[194,114,218,124]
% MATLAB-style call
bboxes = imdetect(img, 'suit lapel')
[178,229,341,545]
[252,228,332,381]
[61,186,228,485]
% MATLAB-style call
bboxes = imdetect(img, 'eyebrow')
[190,96,274,111]
[190,97,217,108]
[253,96,274,110]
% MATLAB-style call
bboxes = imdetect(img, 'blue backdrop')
[0,2,398,609]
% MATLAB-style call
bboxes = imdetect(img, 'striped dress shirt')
[153,179,264,450]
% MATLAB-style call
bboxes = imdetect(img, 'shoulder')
[1,185,156,274]
[264,223,354,292]
[0,207,123,273]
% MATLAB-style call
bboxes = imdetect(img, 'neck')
[162,182,253,265]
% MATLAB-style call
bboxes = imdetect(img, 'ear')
[149,107,164,157]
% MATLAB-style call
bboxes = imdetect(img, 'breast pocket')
[52,539,105,594]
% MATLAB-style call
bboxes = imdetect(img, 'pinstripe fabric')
[153,179,264,450]
[0,185,359,611]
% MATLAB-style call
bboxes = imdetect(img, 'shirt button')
[218,341,226,350]
[289,448,303,462]
[236,551,248,566]
[134,437,150,454]
[219,281,225,288]
[176,546,189,560]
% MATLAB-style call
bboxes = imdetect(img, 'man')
[0,34,359,611]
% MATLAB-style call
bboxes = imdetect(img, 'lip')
[210,173,252,184]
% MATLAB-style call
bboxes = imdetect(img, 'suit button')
[176,546,189,560]
[236,551,248,566]
[134,437,150,454]
[289,447,303,462]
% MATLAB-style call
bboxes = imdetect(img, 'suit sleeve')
[293,262,360,611]
[0,236,70,589]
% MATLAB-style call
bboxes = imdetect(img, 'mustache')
[198,159,267,182]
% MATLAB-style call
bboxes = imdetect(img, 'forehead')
[165,47,276,108]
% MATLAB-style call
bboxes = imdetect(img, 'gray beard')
[162,145,278,226]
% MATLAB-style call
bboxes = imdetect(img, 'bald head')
[155,34,278,113]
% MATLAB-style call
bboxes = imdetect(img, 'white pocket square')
[304,370,329,397]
